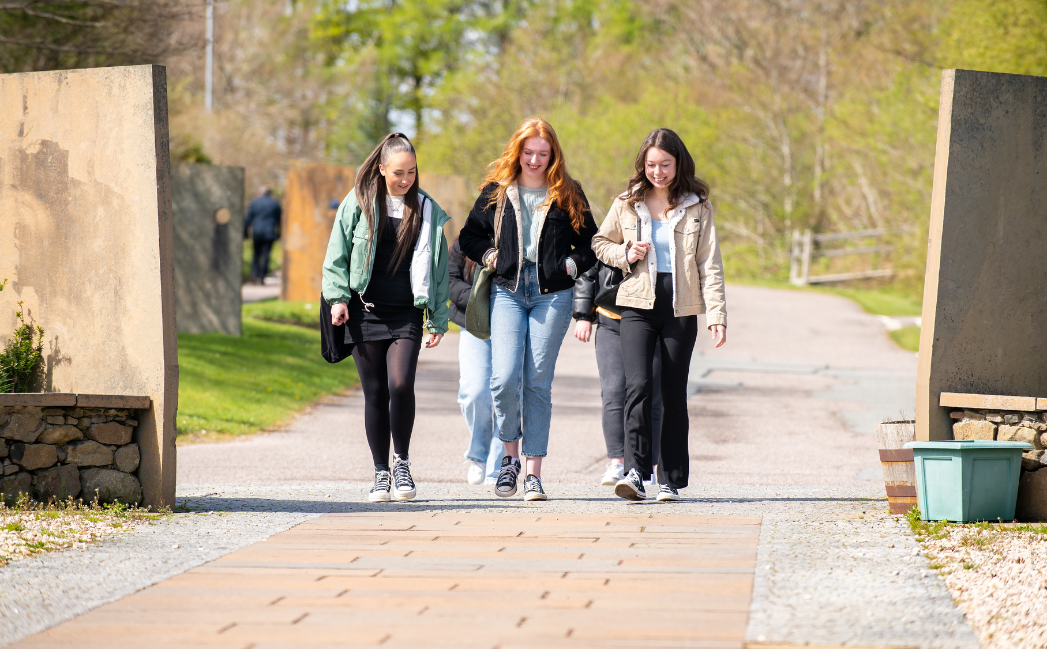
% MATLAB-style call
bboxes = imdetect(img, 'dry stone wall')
[0,406,144,505]
[950,408,1047,521]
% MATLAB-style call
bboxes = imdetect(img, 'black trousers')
[594,315,662,462]
[252,238,274,281]
[620,272,698,488]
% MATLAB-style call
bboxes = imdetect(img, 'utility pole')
[205,0,214,112]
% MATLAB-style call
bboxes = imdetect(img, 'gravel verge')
[1,482,978,648]
[920,523,1047,648]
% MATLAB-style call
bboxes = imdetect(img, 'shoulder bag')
[320,295,351,363]
[464,195,506,340]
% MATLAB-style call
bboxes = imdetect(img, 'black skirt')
[344,218,424,344]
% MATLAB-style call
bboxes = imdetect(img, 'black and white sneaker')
[495,456,522,497]
[614,468,646,501]
[391,454,416,500]
[369,469,392,502]
[656,484,681,501]
[523,474,547,501]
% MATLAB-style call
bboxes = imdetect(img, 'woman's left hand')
[426,333,443,348]
[709,325,726,348]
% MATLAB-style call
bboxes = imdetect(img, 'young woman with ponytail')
[322,133,451,502]
[459,117,599,501]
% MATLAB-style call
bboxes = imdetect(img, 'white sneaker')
[466,461,485,485]
[600,460,625,486]
[368,469,392,502]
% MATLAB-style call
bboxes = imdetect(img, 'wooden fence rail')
[789,229,894,286]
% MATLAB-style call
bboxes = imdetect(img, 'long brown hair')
[480,117,588,232]
[623,128,710,209]
[355,133,421,273]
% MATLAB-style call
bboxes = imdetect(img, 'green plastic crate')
[904,441,1030,522]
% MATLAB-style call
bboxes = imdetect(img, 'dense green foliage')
[176,317,357,438]
[0,298,44,394]
[243,299,320,329]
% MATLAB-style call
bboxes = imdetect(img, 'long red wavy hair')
[481,117,587,232]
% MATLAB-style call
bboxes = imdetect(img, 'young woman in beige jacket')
[591,128,727,502]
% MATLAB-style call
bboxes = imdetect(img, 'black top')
[244,195,282,241]
[344,217,422,344]
[458,182,599,295]
[448,239,475,328]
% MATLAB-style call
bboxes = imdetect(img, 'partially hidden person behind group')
[448,236,504,486]
[244,185,282,284]
[322,133,451,503]
[572,268,664,488]
[591,127,727,503]
[459,116,599,501]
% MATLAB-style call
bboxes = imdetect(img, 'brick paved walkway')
[14,512,759,648]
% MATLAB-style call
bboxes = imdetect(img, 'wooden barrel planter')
[876,421,917,514]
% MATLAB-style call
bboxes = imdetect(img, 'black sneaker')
[368,469,392,502]
[523,474,547,501]
[656,484,681,501]
[614,468,646,501]
[495,456,521,497]
[391,454,416,500]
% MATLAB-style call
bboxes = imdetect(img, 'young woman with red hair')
[459,117,598,501]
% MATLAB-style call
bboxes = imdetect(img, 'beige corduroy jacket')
[591,192,727,328]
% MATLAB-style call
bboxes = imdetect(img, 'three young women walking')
[322,133,451,503]
[592,128,727,502]
[459,117,598,501]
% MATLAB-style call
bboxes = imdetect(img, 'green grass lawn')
[889,326,921,352]
[243,299,319,328]
[176,316,357,439]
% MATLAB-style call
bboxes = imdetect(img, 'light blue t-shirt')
[519,186,548,263]
[651,219,673,272]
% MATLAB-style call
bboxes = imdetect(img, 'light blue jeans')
[458,329,504,479]
[489,264,574,458]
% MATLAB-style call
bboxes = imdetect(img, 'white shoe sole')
[368,491,391,502]
[467,473,484,486]
[394,488,416,501]
[524,491,547,501]
[656,492,681,502]
[600,475,621,486]
[614,482,645,501]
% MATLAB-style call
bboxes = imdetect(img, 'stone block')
[80,468,142,505]
[918,70,1047,441]
[1022,451,1046,471]
[953,419,996,441]
[0,413,43,443]
[41,408,64,416]
[986,413,1004,423]
[10,443,57,470]
[0,471,30,500]
[31,464,81,501]
[1004,413,1021,425]
[3,463,17,476]
[114,444,140,473]
[0,412,8,427]
[0,439,6,458]
[63,440,114,467]
[0,65,177,509]
[172,162,244,335]
[86,422,132,446]
[998,425,1043,448]
[1016,468,1047,522]
[37,425,83,445]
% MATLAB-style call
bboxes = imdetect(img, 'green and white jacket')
[322,188,451,335]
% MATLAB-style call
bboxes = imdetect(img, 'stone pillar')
[172,163,245,335]
[420,173,471,242]
[0,65,177,509]
[282,162,356,303]
[918,69,1047,441]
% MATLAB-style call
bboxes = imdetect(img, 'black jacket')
[244,195,282,241]
[459,182,599,295]
[448,239,475,328]
[573,265,598,322]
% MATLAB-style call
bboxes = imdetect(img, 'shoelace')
[659,484,676,494]
[372,471,391,492]
[392,460,414,488]
[526,476,543,493]
[498,461,520,487]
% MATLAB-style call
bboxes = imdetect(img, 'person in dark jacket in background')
[449,237,504,486]
[573,266,663,487]
[244,185,283,284]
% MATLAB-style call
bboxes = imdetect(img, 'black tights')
[351,337,422,469]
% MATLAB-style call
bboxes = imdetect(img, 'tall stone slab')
[420,172,471,242]
[172,163,245,335]
[918,69,1047,441]
[282,162,355,302]
[0,66,177,508]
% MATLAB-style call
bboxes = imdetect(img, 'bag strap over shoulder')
[493,193,506,251]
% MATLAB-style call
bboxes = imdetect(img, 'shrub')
[0,297,44,394]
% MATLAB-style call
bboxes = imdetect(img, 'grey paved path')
[2,284,973,648]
